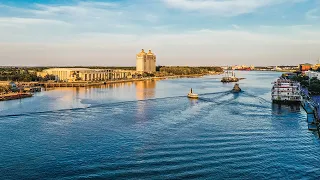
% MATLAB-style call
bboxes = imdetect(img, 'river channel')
[0,71,319,179]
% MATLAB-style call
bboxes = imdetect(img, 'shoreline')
[0,73,222,101]
[39,73,220,88]
[0,92,33,101]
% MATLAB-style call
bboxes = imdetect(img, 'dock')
[38,78,153,88]
[0,93,33,101]
[301,89,320,133]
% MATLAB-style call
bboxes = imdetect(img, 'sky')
[0,0,320,66]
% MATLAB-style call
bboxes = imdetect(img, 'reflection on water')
[135,80,156,100]
[135,80,157,120]
[272,103,301,115]
[188,98,199,106]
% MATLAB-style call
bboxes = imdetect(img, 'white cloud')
[259,24,313,29]
[145,14,159,23]
[0,17,71,26]
[0,0,318,66]
[1,27,320,66]
[162,0,307,16]
[232,24,240,29]
[78,1,118,7]
[306,8,320,19]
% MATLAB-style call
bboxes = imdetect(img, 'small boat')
[232,83,241,93]
[187,88,199,99]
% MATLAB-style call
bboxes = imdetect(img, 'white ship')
[271,78,302,104]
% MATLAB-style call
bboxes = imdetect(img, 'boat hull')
[187,93,199,99]
[272,100,301,105]
[221,77,239,83]
[232,90,241,93]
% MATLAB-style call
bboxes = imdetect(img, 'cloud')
[145,14,159,23]
[232,24,240,29]
[0,17,71,26]
[162,0,307,16]
[259,24,313,29]
[0,0,319,66]
[28,2,120,19]
[1,27,320,66]
[306,8,320,19]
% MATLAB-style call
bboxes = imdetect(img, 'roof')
[43,68,92,71]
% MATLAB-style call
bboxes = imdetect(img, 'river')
[0,71,320,179]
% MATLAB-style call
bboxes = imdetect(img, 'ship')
[271,78,302,104]
[221,69,239,83]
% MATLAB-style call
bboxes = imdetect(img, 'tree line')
[0,67,55,82]
[290,74,320,95]
[158,66,223,76]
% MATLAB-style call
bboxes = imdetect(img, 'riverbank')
[37,74,216,88]
[0,93,33,101]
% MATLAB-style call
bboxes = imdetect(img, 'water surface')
[1,71,319,179]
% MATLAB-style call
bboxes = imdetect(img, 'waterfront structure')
[37,68,134,82]
[271,78,302,104]
[233,65,254,71]
[311,59,320,70]
[305,71,320,80]
[299,63,312,71]
[136,49,156,74]
[0,81,17,88]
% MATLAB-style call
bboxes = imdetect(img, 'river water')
[1,71,320,179]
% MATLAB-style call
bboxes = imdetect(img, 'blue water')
[1,71,320,179]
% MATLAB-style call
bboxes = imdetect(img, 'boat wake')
[241,91,271,104]
[0,90,269,119]
[0,91,231,118]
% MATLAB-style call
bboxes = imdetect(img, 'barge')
[221,70,239,83]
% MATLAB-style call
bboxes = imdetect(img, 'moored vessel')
[271,78,302,104]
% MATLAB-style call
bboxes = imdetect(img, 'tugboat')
[187,88,199,99]
[232,83,241,93]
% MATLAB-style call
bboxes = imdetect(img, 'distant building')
[37,68,133,82]
[136,49,156,74]
[0,81,18,92]
[306,71,320,80]
[299,63,312,72]
[0,81,17,88]
[311,59,320,70]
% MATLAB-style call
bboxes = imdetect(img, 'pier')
[38,78,160,88]
[301,89,320,133]
[0,93,33,101]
